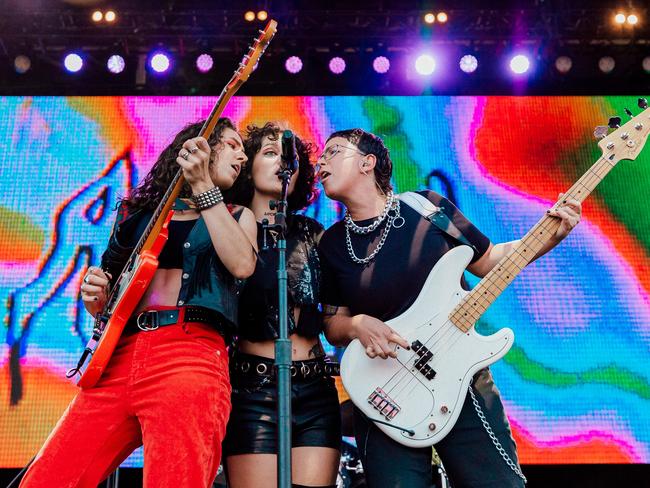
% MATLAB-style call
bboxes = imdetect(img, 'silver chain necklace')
[344,198,404,265]
[344,192,395,235]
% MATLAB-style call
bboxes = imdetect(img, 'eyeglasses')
[317,143,366,162]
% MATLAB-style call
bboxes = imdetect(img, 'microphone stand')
[262,166,293,488]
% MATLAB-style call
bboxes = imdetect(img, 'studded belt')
[230,352,340,381]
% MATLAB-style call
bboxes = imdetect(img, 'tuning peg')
[639,98,648,109]
[608,116,622,129]
[624,108,633,118]
[593,125,609,139]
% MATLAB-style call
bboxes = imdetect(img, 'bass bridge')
[367,387,401,420]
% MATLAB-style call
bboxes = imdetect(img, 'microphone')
[281,130,298,174]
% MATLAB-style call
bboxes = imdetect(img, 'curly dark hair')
[327,128,393,194]
[226,122,318,212]
[121,118,237,211]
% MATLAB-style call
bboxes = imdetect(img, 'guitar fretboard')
[449,153,617,332]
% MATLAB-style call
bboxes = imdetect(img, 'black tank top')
[158,219,197,269]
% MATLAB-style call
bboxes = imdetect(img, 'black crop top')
[158,219,197,269]
[236,215,324,342]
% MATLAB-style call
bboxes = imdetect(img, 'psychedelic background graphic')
[1,96,649,467]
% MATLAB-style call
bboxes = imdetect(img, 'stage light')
[107,54,125,74]
[64,53,84,73]
[91,10,103,22]
[14,55,31,74]
[437,12,448,23]
[424,13,435,24]
[627,14,638,25]
[599,56,615,74]
[150,53,171,73]
[555,55,572,74]
[643,56,650,73]
[509,54,530,74]
[415,54,436,75]
[285,56,303,74]
[329,57,346,74]
[459,54,478,73]
[372,56,390,74]
[105,10,116,22]
[257,10,268,21]
[196,53,213,73]
[614,13,626,24]
[244,11,255,22]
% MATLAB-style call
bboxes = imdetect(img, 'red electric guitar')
[69,20,278,389]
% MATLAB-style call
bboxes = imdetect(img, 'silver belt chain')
[468,386,528,484]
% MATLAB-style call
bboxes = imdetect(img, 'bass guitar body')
[340,246,513,448]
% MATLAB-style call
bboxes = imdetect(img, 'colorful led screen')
[1,96,649,467]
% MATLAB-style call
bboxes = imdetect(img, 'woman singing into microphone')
[223,123,341,488]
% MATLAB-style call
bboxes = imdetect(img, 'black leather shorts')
[222,352,342,456]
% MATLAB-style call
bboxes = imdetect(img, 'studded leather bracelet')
[191,186,224,210]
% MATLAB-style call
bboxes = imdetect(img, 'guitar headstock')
[596,98,650,164]
[232,19,277,84]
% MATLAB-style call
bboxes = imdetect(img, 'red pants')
[21,314,231,488]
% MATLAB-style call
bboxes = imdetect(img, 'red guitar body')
[77,213,172,389]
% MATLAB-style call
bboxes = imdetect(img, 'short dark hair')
[227,122,318,212]
[327,128,393,194]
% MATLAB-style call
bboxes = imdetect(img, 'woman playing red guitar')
[21,118,257,488]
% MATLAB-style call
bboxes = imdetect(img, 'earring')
[359,159,370,175]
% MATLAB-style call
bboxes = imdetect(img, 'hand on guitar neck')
[80,266,111,316]
[545,192,581,243]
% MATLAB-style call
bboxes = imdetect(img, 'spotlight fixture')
[14,55,31,74]
[244,11,255,22]
[196,54,214,73]
[424,12,435,24]
[437,12,448,23]
[614,13,626,24]
[372,56,390,74]
[257,10,268,21]
[285,56,303,74]
[64,53,84,73]
[555,55,572,74]
[105,10,116,22]
[329,57,346,75]
[415,54,436,75]
[627,14,638,25]
[150,53,171,73]
[509,54,530,74]
[107,54,125,74]
[91,10,103,22]
[643,56,650,74]
[459,54,478,73]
[599,56,615,74]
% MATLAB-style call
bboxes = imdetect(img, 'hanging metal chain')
[468,386,528,484]
[345,200,402,265]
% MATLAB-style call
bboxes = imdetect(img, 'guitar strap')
[398,192,478,254]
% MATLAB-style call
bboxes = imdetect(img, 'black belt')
[230,352,340,381]
[126,306,226,333]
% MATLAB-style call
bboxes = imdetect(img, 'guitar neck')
[449,153,618,331]
[138,83,240,254]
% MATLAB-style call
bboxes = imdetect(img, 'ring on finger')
[189,146,199,154]
[83,275,90,284]
[180,150,190,160]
